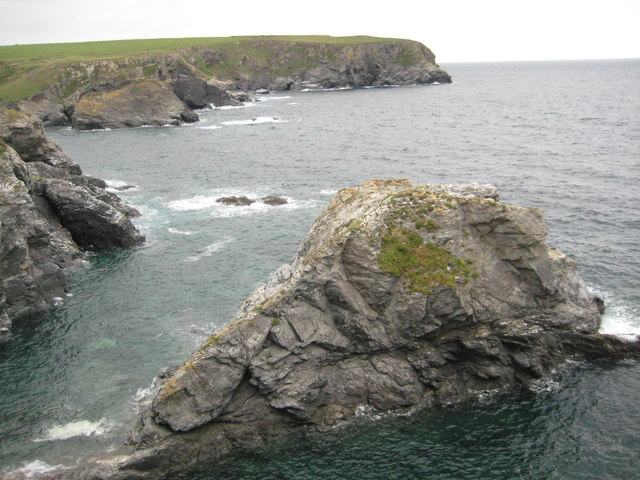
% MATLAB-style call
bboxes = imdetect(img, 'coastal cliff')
[25,180,640,480]
[0,108,144,343]
[0,36,451,129]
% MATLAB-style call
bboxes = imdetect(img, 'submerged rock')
[215,196,255,206]
[0,108,144,343]
[261,196,288,206]
[28,179,640,479]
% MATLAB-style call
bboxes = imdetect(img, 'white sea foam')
[196,125,222,130]
[258,95,291,101]
[34,419,112,442]
[320,189,338,195]
[528,378,562,393]
[167,195,222,212]
[186,238,233,263]
[9,460,58,477]
[133,377,158,403]
[222,116,288,126]
[168,227,196,236]
[213,103,256,110]
[599,304,640,341]
[167,188,320,217]
[589,285,640,340]
[105,179,139,193]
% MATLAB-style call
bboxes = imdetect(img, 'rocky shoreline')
[0,107,144,343]
[5,38,451,130]
[12,179,639,480]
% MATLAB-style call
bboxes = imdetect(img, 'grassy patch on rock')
[378,227,472,294]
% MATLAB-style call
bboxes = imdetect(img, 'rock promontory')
[26,179,640,479]
[0,36,451,130]
[0,108,144,343]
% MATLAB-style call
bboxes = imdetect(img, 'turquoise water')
[1,60,639,478]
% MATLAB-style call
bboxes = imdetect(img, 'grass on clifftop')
[0,36,402,61]
[0,35,406,103]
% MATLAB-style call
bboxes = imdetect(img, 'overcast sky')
[1,0,638,62]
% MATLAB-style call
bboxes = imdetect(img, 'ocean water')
[1,59,639,479]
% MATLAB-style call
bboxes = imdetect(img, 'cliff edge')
[0,36,451,130]
[0,108,144,343]
[22,180,640,480]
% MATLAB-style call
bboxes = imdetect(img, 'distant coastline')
[0,35,451,130]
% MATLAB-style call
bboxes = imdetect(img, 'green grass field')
[0,35,409,103]
[0,35,399,62]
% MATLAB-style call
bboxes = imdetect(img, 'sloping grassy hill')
[0,35,404,102]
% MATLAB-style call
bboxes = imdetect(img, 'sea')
[1,59,639,479]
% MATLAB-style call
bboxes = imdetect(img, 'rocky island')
[0,107,144,343]
[0,36,451,130]
[19,179,639,480]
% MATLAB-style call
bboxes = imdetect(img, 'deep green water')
[1,60,639,478]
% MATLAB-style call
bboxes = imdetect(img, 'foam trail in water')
[186,238,233,263]
[34,419,112,442]
[320,189,338,196]
[222,116,288,126]
[168,227,196,236]
[9,460,58,478]
[196,125,222,130]
[213,103,256,110]
[258,95,291,101]
[167,195,221,212]
[590,285,640,340]
[599,304,640,340]
[104,179,139,193]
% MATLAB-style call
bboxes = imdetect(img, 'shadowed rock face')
[0,108,144,343]
[71,80,199,130]
[25,180,639,480]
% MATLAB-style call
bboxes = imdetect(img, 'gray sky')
[1,0,639,62]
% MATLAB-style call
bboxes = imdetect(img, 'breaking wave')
[221,116,288,126]
[33,419,113,442]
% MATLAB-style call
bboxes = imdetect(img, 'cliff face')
[4,37,451,130]
[0,108,144,343]
[29,180,639,480]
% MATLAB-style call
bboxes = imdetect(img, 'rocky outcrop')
[25,180,640,480]
[71,80,199,130]
[216,195,288,206]
[0,108,144,343]
[6,37,451,129]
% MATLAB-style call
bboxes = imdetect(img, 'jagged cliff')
[0,36,451,129]
[0,108,144,343]
[23,180,640,480]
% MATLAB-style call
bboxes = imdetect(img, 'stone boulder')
[216,196,255,206]
[173,76,241,109]
[261,196,288,206]
[28,180,640,480]
[71,80,199,130]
